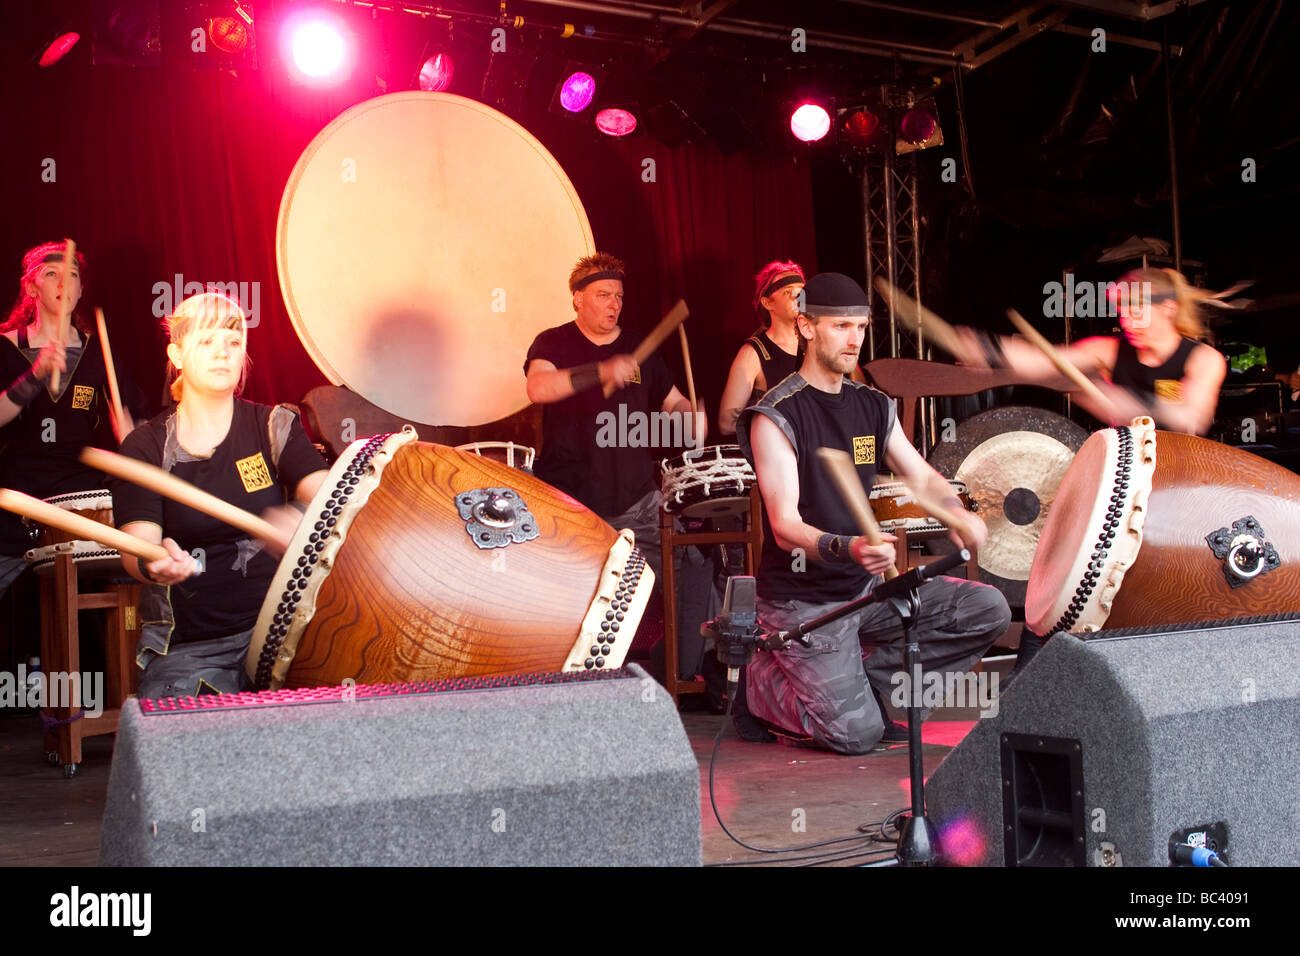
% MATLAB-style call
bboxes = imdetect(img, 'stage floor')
[0,658,1012,867]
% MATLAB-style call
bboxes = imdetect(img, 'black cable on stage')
[703,678,901,864]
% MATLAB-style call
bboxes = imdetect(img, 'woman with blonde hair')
[0,240,149,598]
[112,291,327,698]
[962,267,1233,436]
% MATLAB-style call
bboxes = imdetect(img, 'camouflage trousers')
[748,577,1010,755]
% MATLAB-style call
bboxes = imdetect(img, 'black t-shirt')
[524,321,677,518]
[1111,335,1200,404]
[0,328,151,555]
[737,374,896,603]
[111,400,326,643]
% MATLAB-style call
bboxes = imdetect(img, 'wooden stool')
[37,552,140,777]
[659,488,762,702]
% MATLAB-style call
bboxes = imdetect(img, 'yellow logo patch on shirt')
[1153,379,1182,402]
[853,435,876,465]
[71,385,95,410]
[236,453,273,493]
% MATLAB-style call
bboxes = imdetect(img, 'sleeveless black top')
[1111,335,1198,403]
[743,329,803,404]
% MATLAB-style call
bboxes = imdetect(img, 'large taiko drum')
[1025,418,1300,634]
[23,490,121,578]
[245,429,653,690]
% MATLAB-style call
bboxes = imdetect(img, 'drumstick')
[95,308,129,444]
[1005,308,1117,416]
[80,447,291,552]
[678,323,698,413]
[872,277,969,360]
[602,299,690,398]
[50,239,76,393]
[0,489,169,563]
[817,448,898,581]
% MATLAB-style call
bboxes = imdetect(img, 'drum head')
[928,407,1087,606]
[277,92,594,427]
[1023,429,1110,632]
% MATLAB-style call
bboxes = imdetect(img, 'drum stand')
[38,553,141,777]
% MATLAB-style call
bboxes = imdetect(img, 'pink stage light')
[291,20,346,78]
[39,32,81,67]
[790,103,830,143]
[559,72,597,112]
[596,108,637,137]
[900,106,937,145]
[418,52,454,92]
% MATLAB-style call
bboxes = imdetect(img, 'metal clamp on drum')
[1207,516,1280,588]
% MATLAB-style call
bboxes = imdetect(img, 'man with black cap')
[735,272,1010,754]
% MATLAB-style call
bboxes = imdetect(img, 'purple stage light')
[900,107,937,145]
[418,52,454,92]
[559,72,597,112]
[790,103,830,143]
[596,108,637,137]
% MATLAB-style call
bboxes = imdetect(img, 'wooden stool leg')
[51,553,82,769]
[105,583,140,706]
[661,507,681,702]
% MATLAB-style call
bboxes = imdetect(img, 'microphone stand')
[776,548,971,867]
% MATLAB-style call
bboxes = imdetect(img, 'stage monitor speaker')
[926,616,1300,867]
[100,664,701,866]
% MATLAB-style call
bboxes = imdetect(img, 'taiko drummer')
[111,292,327,699]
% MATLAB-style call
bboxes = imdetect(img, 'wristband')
[817,533,855,563]
[568,363,601,393]
[138,560,159,584]
[3,367,42,406]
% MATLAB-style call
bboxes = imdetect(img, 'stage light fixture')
[560,71,597,112]
[790,103,830,143]
[292,22,343,77]
[280,9,352,84]
[548,61,605,119]
[896,102,943,154]
[596,108,637,137]
[208,2,253,55]
[839,106,886,151]
[39,31,82,67]
[92,1,161,67]
[418,50,454,91]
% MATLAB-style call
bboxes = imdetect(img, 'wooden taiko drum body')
[245,430,653,690]
[1026,418,1300,634]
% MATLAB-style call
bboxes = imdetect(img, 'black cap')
[802,272,870,317]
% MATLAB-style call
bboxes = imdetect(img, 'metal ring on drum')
[927,406,1088,607]
[245,430,654,691]
[1026,418,1300,634]
[660,444,755,519]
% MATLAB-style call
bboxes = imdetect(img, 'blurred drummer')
[957,268,1229,436]
[111,292,327,698]
[0,240,150,601]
